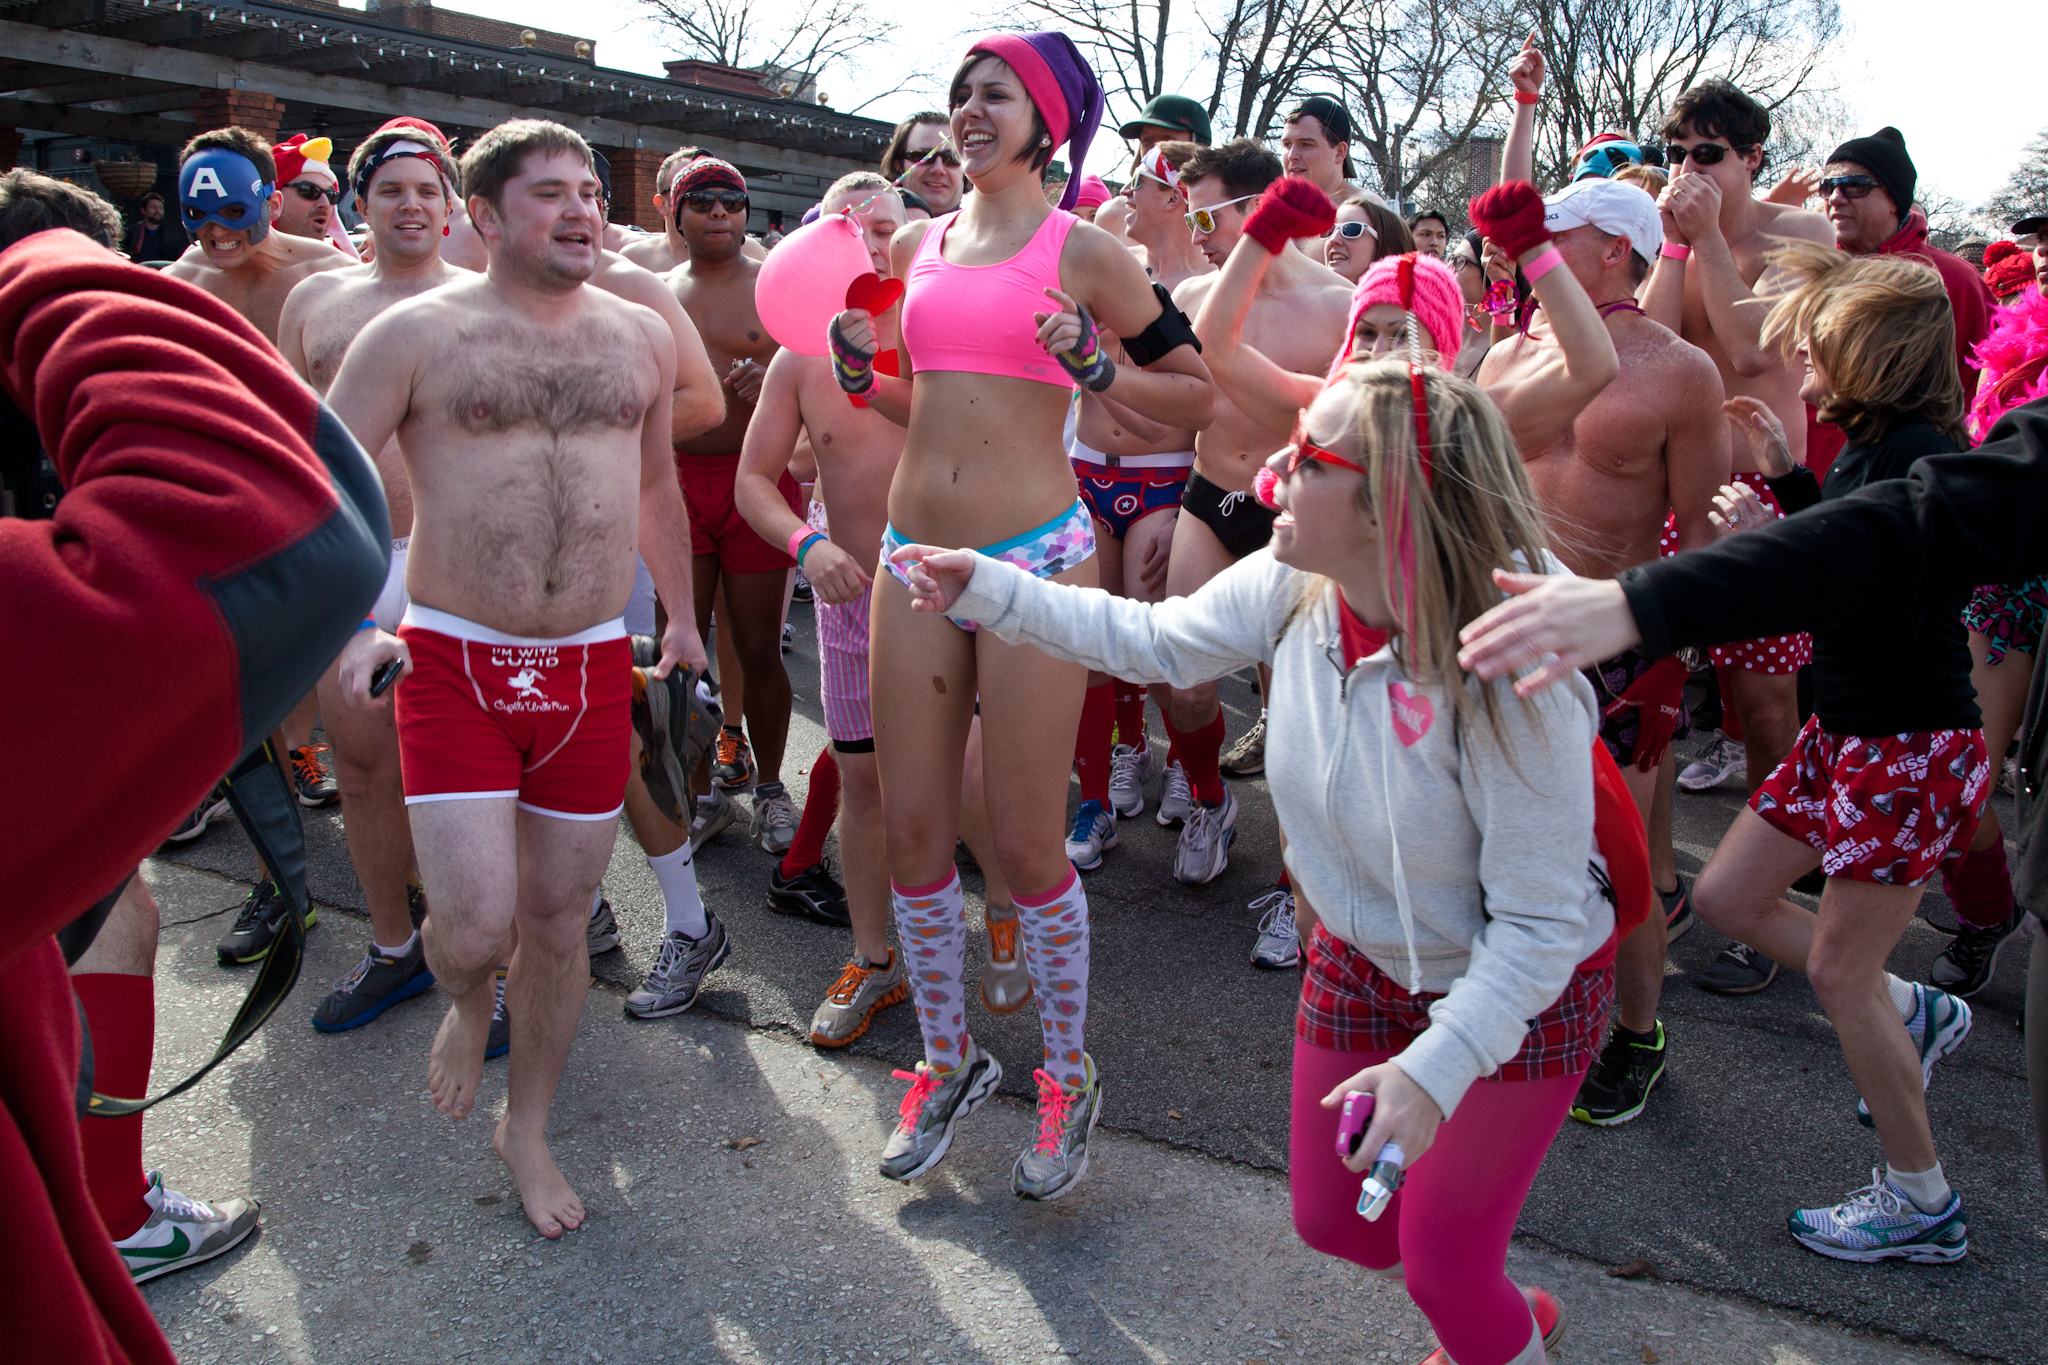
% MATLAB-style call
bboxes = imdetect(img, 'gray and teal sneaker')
[1857,982,1971,1128]
[879,1039,1003,1182]
[1013,1054,1103,1201]
[114,1172,259,1284]
[311,936,434,1032]
[623,914,730,1019]
[1789,1168,1967,1263]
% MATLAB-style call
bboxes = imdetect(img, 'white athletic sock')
[374,932,417,958]
[650,844,709,940]
[589,885,605,919]
[1886,973,1920,1024]
[1887,1162,1952,1213]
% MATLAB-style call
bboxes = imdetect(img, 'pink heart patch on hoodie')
[1389,681,1434,747]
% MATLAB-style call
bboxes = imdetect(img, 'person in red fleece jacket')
[0,172,387,1362]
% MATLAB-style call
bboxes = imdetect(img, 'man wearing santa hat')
[272,132,359,260]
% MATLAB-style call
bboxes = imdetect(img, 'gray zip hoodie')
[946,547,1614,1118]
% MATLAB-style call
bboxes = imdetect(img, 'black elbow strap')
[1120,283,1201,367]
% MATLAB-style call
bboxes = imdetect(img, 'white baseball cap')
[1544,177,1664,263]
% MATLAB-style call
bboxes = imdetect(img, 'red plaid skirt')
[1296,925,1614,1081]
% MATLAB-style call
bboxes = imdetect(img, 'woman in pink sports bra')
[826,30,1213,1200]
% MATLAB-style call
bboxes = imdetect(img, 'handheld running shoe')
[115,1172,259,1285]
[629,650,722,825]
[312,936,434,1032]
[1107,740,1155,818]
[879,1040,1003,1181]
[1064,799,1118,871]
[1173,789,1237,885]
[1013,1055,1103,1201]
[980,906,1033,1013]
[624,914,731,1019]
[809,951,908,1047]
[1789,1169,1967,1263]
[1856,982,1970,1128]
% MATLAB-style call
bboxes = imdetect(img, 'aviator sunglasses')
[1186,192,1258,234]
[894,144,962,172]
[681,189,749,214]
[1663,141,1756,167]
[1818,174,1882,200]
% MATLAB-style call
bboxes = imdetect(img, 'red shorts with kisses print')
[395,604,632,820]
[1660,474,1812,673]
[1750,718,1990,885]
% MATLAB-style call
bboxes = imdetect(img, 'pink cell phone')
[1335,1091,1374,1160]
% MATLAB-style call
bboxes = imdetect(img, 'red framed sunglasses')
[1286,413,1368,476]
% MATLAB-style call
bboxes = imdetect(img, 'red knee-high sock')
[1716,666,1745,743]
[780,746,842,878]
[71,973,155,1240]
[1113,680,1147,749]
[1163,714,1185,769]
[1182,710,1228,805]
[1942,840,2015,929]
[1074,683,1116,804]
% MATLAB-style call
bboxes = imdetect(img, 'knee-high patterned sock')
[1074,683,1115,804]
[1942,840,2016,929]
[1182,710,1228,805]
[72,974,155,1240]
[780,746,841,878]
[893,872,969,1069]
[1113,680,1147,749]
[1016,866,1091,1090]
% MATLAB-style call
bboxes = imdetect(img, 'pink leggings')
[1291,1038,1581,1365]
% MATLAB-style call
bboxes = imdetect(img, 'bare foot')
[494,1116,585,1239]
[427,1000,490,1119]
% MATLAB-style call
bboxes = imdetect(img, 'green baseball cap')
[1118,94,1212,146]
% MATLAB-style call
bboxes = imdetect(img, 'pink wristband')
[787,525,814,562]
[1522,247,1564,283]
[1660,242,1691,260]
[1513,89,1540,105]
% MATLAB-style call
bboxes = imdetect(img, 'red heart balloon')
[845,272,905,315]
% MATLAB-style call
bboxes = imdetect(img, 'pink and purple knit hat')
[961,31,1106,212]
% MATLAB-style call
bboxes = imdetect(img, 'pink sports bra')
[900,209,1078,387]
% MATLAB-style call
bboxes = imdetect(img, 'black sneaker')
[1929,909,2027,997]
[1661,878,1694,943]
[289,742,340,808]
[312,936,435,1031]
[407,883,429,930]
[164,783,231,845]
[792,567,814,603]
[1570,1021,1667,1126]
[768,861,851,927]
[215,881,313,965]
[1697,942,1779,995]
[712,727,755,790]
[485,969,510,1058]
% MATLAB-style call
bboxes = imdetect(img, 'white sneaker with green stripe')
[115,1171,259,1284]
[1856,981,1971,1128]
[1789,1168,1967,1263]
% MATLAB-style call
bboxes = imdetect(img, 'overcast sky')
[439,0,2040,218]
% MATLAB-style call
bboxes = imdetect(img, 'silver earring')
[1040,135,1051,147]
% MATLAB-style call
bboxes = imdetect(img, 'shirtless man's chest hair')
[168,232,346,342]
[669,254,777,456]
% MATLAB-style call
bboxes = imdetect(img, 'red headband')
[1397,254,1434,490]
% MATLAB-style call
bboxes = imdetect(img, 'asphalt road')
[156,602,2046,1363]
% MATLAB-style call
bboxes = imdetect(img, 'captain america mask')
[180,148,275,244]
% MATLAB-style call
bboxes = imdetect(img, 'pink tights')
[1290,1038,1581,1365]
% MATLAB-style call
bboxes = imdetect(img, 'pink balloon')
[756,213,871,356]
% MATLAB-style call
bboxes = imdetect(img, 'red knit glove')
[1602,656,1690,772]
[1468,181,1551,261]
[1243,176,1337,255]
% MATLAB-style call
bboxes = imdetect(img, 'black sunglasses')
[285,180,341,204]
[893,145,962,171]
[1664,141,1755,167]
[1818,175,1881,201]
[681,190,749,214]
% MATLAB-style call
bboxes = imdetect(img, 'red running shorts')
[677,451,803,576]
[395,604,632,821]
[1750,717,1991,886]
[1659,474,1812,674]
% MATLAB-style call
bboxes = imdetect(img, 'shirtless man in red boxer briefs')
[1643,80,1833,815]
[328,120,702,1239]
[667,158,804,852]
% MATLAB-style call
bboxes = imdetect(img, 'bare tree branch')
[638,0,912,112]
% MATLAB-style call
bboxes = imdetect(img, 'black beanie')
[1828,127,1916,219]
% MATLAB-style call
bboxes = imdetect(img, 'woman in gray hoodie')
[894,358,1617,1365]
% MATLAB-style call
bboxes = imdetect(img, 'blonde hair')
[1761,239,1966,445]
[1612,163,1667,196]
[1290,359,1554,748]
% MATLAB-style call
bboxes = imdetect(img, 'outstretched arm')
[1500,34,1543,187]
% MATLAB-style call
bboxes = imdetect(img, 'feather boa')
[1969,287,2048,441]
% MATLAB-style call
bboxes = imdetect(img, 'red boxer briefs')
[396,604,632,820]
[676,451,803,576]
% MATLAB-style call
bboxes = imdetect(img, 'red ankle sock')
[71,973,155,1240]
[1276,866,1291,891]
[1074,683,1115,804]
[1716,667,1745,743]
[1113,680,1146,749]
[780,746,841,878]
[1182,710,1227,805]
[1941,839,2015,929]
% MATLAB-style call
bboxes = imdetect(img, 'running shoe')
[1107,740,1156,818]
[1856,983,1971,1128]
[624,914,731,1020]
[1788,1169,1968,1263]
[1696,941,1778,995]
[1929,908,2026,997]
[311,935,434,1031]
[713,728,755,790]
[690,786,740,851]
[1661,877,1693,943]
[1013,1055,1103,1201]
[879,1039,1003,1182]
[587,895,620,956]
[1219,714,1266,777]
[631,659,722,826]
[1414,1289,1565,1365]
[980,905,1032,1013]
[1064,799,1118,871]
[1249,888,1300,969]
[1570,1020,1666,1126]
[768,860,850,926]
[1676,733,1746,792]
[486,968,510,1059]
[163,782,231,844]
[1155,760,1193,828]
[809,951,909,1047]
[115,1172,259,1285]
[781,621,796,654]
[289,741,339,807]
[750,782,798,856]
[1173,789,1238,885]
[792,567,814,603]
[215,880,312,966]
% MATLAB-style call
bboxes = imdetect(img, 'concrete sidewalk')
[138,860,1983,1365]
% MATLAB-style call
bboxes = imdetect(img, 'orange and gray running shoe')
[980,904,1032,1013]
[289,741,339,808]
[809,951,908,1047]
